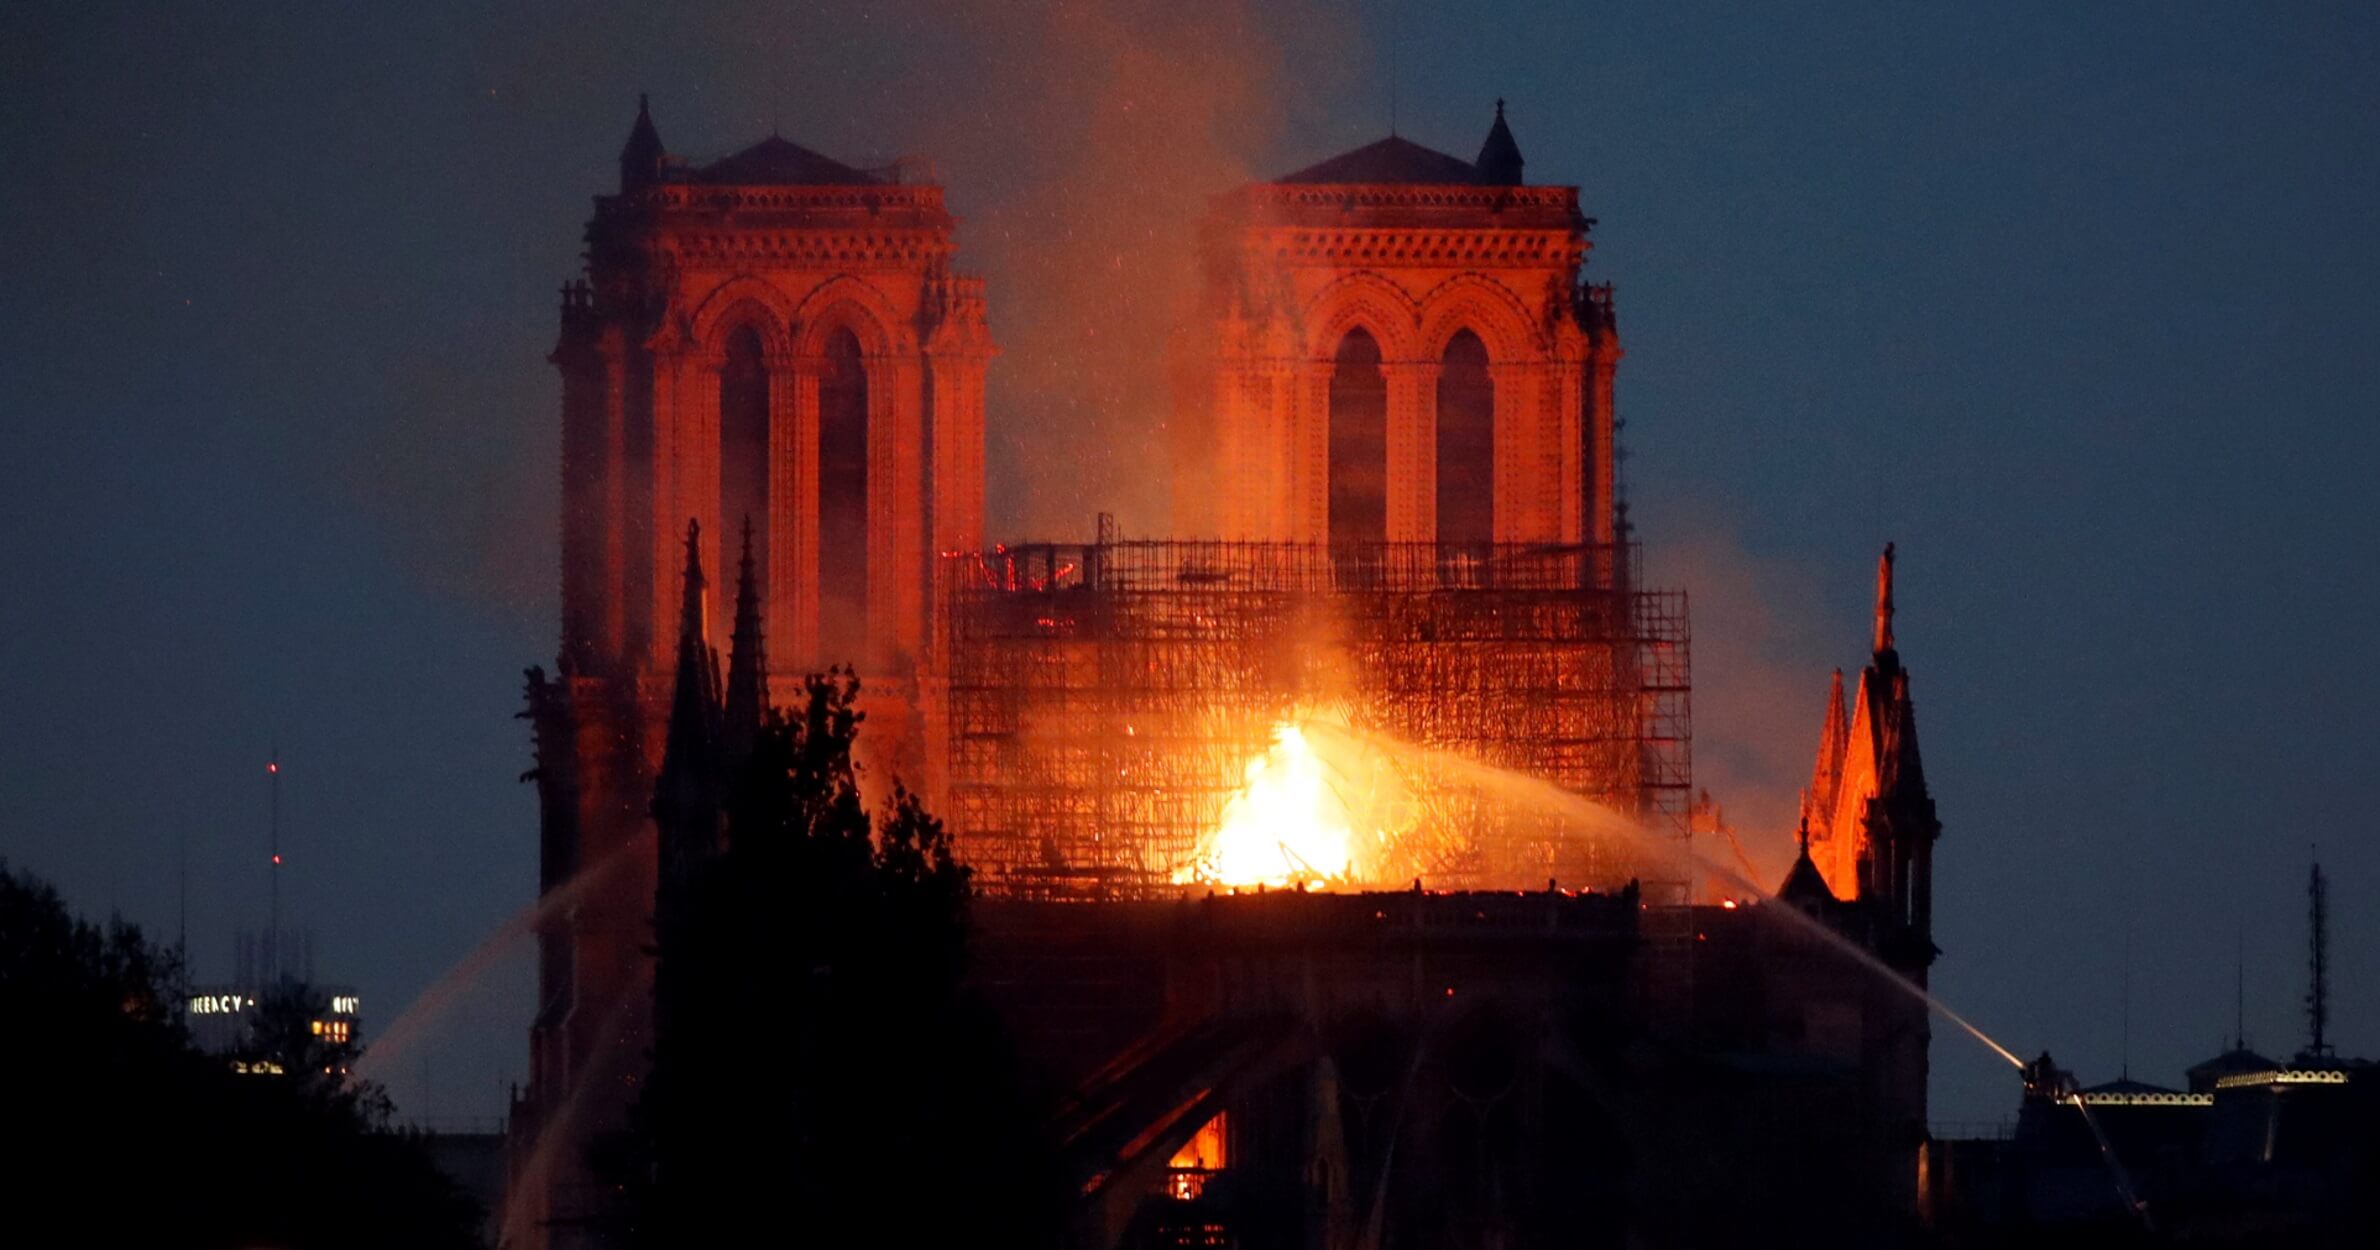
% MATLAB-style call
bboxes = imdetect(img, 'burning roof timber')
[933,537,1690,900]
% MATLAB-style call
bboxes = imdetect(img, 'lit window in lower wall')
[1166,1112,1228,1200]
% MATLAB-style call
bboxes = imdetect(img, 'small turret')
[1777,817,1838,908]
[1475,99,1525,186]
[620,93,666,193]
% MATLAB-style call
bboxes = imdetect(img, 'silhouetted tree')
[632,671,1061,1245]
[0,862,481,1249]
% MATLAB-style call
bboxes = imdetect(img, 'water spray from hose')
[1301,720,2026,1072]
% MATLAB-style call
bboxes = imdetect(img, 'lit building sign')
[188,992,359,1016]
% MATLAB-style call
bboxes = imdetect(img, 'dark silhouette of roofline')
[1275,102,1530,187]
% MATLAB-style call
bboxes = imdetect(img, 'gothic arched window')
[1327,328,1388,548]
[1435,329,1494,559]
[719,325,770,610]
[818,327,869,665]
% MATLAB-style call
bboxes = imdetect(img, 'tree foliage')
[633,671,1062,1245]
[0,862,481,1250]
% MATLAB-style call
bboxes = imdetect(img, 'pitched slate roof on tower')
[693,134,885,186]
[1277,101,1528,187]
[1276,135,1487,185]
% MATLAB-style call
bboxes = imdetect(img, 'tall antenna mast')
[268,746,282,983]
[2234,918,2247,1051]
[177,828,189,966]
[1388,0,1400,136]
[2305,854,2332,1059]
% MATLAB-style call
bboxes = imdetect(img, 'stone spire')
[722,516,770,765]
[654,519,721,839]
[620,93,666,192]
[1881,670,1928,797]
[1848,542,1938,961]
[1801,668,1848,832]
[1475,98,1525,186]
[1872,542,1896,657]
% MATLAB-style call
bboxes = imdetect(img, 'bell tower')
[556,99,990,680]
[1184,103,1621,564]
[515,98,991,1248]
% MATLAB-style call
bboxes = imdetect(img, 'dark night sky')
[4,2,2375,1126]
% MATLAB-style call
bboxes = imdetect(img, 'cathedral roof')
[1276,135,1488,186]
[693,135,886,186]
[1276,103,1529,187]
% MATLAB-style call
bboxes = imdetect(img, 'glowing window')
[1169,1112,1227,1171]
[1166,1112,1227,1200]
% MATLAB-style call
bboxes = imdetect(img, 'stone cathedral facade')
[511,98,1941,1250]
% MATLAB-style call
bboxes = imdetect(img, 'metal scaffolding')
[935,538,1690,899]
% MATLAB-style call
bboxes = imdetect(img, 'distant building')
[1929,1051,2380,1240]
[184,983,360,1061]
[2186,1045,2277,1093]
[182,927,360,1066]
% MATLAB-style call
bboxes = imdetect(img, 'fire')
[1180,723,1356,888]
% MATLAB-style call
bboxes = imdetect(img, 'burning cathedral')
[509,98,1942,1248]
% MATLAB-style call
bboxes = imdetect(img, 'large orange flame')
[1179,723,1357,888]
